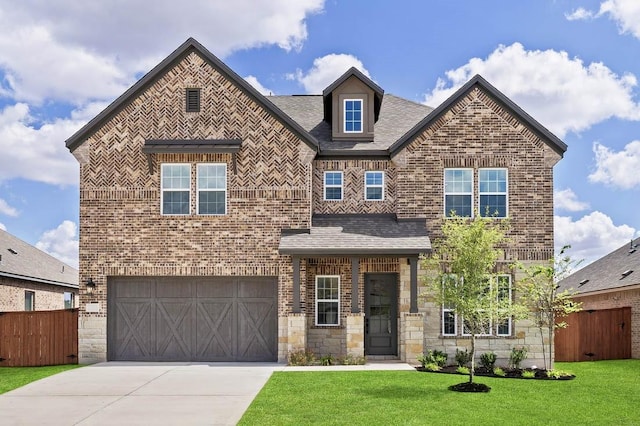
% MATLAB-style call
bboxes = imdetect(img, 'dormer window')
[344,99,363,133]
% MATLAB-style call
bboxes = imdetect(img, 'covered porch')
[279,214,431,363]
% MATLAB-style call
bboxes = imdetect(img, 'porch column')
[351,257,360,313]
[292,256,301,313]
[409,256,418,313]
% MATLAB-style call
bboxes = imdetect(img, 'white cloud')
[0,0,324,104]
[0,198,18,216]
[565,7,596,20]
[244,75,273,96]
[292,54,371,94]
[0,103,81,185]
[554,188,590,212]
[555,211,636,266]
[0,222,5,231]
[423,43,640,138]
[36,220,79,269]
[598,0,640,39]
[589,141,640,189]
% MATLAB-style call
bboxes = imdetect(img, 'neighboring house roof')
[557,237,640,295]
[0,229,78,289]
[388,74,568,158]
[65,38,319,153]
[278,214,431,256]
[268,94,433,155]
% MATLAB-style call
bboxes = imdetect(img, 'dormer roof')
[322,67,384,123]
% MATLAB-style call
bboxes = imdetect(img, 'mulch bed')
[416,365,576,380]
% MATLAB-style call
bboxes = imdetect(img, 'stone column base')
[400,312,424,365]
[346,313,365,358]
[287,314,307,361]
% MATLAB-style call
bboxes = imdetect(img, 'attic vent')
[186,88,201,112]
[578,279,589,286]
[621,270,633,278]
[8,248,17,254]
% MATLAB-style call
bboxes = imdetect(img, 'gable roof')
[0,229,78,288]
[65,38,319,153]
[557,237,640,295]
[322,67,385,123]
[388,74,568,158]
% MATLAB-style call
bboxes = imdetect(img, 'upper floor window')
[316,276,340,326]
[25,290,35,311]
[343,99,363,133]
[364,171,384,201]
[197,164,227,215]
[444,168,472,217]
[324,171,343,201]
[161,164,191,215]
[479,168,508,218]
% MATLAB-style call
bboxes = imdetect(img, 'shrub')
[509,347,528,369]
[424,363,442,372]
[454,348,472,367]
[547,369,572,379]
[493,367,506,377]
[288,349,316,366]
[418,350,448,368]
[456,366,470,375]
[521,370,535,379]
[480,352,497,370]
[337,354,366,365]
[320,354,335,366]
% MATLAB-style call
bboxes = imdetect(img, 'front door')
[365,273,398,355]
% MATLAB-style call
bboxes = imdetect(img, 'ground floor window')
[315,276,340,326]
[64,292,75,309]
[25,290,35,311]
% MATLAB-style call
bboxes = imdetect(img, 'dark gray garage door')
[107,276,277,362]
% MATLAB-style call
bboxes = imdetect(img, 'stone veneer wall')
[0,276,77,312]
[572,288,640,359]
[74,51,314,363]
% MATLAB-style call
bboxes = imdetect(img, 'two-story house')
[66,38,565,365]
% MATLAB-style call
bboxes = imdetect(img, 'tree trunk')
[469,334,476,383]
[539,325,547,370]
[548,326,554,370]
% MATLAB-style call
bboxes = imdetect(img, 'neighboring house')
[557,237,640,360]
[65,38,566,364]
[0,229,78,311]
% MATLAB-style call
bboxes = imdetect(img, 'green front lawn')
[240,360,640,425]
[0,365,82,394]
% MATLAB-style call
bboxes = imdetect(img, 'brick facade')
[0,276,77,312]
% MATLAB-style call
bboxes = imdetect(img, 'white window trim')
[161,163,191,216]
[315,275,340,326]
[478,168,508,218]
[343,99,363,134]
[442,305,457,336]
[25,290,35,311]
[196,163,227,216]
[63,292,75,309]
[496,275,512,336]
[443,168,473,218]
[323,171,343,201]
[364,171,385,201]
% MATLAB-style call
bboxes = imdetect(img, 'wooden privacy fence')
[0,309,78,367]
[555,307,631,362]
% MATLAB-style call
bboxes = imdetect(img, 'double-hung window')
[344,99,363,133]
[324,171,343,201]
[496,275,512,336]
[161,164,190,215]
[25,290,35,311]
[444,169,473,217]
[197,164,226,215]
[479,168,508,217]
[316,276,340,326]
[64,292,75,309]
[364,171,384,200]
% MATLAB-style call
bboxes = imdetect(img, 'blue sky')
[0,0,639,269]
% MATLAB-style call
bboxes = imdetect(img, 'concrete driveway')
[0,362,281,426]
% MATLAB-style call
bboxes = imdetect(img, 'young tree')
[422,214,528,387]
[516,245,582,370]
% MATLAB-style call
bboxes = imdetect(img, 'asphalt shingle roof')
[557,237,640,294]
[0,229,78,288]
[268,94,433,152]
[278,215,431,255]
